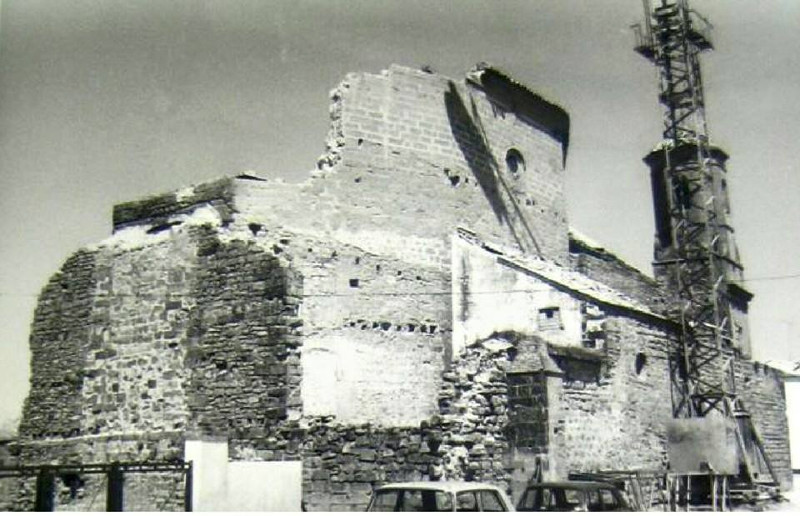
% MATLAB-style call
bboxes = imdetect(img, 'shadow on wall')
[444,81,507,223]
[443,82,541,256]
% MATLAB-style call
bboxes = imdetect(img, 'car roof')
[524,481,619,490]
[375,481,504,492]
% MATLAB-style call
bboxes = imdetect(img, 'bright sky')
[1,0,798,428]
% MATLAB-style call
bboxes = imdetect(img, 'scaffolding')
[570,470,730,512]
[632,0,779,506]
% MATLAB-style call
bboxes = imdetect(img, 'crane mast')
[634,0,779,499]
[634,0,734,418]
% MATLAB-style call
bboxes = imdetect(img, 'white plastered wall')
[184,440,302,511]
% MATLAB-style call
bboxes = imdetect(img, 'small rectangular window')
[538,307,563,331]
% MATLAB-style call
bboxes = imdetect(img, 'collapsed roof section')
[466,63,570,165]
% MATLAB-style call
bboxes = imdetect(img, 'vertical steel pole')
[34,467,56,512]
[184,462,193,512]
[106,463,124,512]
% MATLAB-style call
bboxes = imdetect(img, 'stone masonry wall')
[113,66,571,272]
[208,220,452,427]
[229,419,441,512]
[20,250,98,440]
[0,439,19,511]
[506,373,548,454]
[11,221,202,509]
[230,65,569,273]
[735,361,793,490]
[79,232,197,437]
[13,208,306,510]
[14,61,792,512]
[549,314,675,478]
[184,228,303,437]
[318,65,569,263]
[435,339,512,487]
[294,235,450,426]
[228,336,515,511]
[667,334,791,488]
[568,234,669,312]
[113,177,236,231]
[10,432,185,511]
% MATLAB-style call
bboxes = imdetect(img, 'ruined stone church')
[2,64,791,510]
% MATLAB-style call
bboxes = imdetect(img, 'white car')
[366,481,514,512]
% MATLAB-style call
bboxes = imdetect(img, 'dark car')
[516,481,631,512]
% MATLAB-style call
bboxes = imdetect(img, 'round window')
[506,148,525,175]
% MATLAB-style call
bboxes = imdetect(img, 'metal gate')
[0,461,192,511]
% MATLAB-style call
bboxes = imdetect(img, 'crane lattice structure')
[633,0,732,419]
[633,0,780,497]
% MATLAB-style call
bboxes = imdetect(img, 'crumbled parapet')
[112,177,236,232]
[315,77,352,173]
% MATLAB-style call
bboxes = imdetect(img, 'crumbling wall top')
[466,64,570,164]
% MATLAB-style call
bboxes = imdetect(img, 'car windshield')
[368,488,454,512]
[518,485,626,512]
[518,487,587,512]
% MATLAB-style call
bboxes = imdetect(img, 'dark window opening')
[674,177,693,210]
[349,278,359,288]
[506,148,526,176]
[538,307,562,331]
[651,168,673,248]
[635,352,647,375]
[60,473,84,500]
[248,223,263,236]
[721,179,731,214]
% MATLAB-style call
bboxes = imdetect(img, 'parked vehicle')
[366,481,514,512]
[515,481,631,512]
